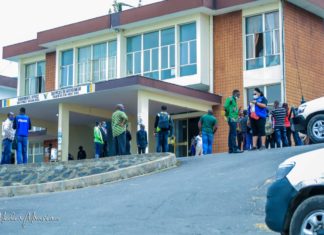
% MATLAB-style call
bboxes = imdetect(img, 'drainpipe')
[280,0,287,103]
[209,15,214,94]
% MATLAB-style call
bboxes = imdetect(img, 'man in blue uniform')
[13,107,31,164]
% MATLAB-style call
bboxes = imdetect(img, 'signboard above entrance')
[2,84,95,108]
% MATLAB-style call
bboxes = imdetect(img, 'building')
[0,75,17,100]
[1,0,323,161]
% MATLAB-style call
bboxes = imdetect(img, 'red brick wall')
[213,11,244,153]
[284,2,324,107]
[45,52,56,92]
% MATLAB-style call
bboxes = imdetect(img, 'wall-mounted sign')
[2,84,95,108]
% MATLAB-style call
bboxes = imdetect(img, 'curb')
[0,153,177,198]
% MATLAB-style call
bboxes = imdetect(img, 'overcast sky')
[0,0,162,77]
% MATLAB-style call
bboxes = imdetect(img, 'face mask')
[253,95,259,100]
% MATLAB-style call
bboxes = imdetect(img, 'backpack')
[158,112,170,129]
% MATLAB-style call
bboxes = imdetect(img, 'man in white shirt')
[1,112,15,164]
[195,132,203,156]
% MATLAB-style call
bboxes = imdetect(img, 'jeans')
[95,142,103,159]
[1,139,12,164]
[138,147,146,154]
[274,127,289,148]
[202,131,214,155]
[158,131,169,153]
[228,120,238,152]
[244,132,252,150]
[292,131,303,146]
[155,134,161,152]
[17,136,28,164]
[114,132,126,156]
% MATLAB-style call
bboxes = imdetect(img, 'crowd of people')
[1,92,307,164]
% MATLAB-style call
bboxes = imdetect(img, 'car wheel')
[307,114,324,143]
[290,196,324,235]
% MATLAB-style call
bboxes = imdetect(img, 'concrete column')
[116,32,126,78]
[58,103,70,162]
[137,91,149,152]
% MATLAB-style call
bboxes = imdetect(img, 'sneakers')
[229,148,243,154]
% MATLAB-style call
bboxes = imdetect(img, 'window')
[245,11,280,70]
[77,40,117,84]
[61,49,74,87]
[78,46,91,84]
[180,22,197,77]
[246,83,281,106]
[25,61,45,95]
[143,31,159,79]
[161,28,175,80]
[126,23,196,80]
[127,35,142,76]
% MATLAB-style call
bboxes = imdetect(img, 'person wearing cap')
[112,104,128,155]
[1,112,15,164]
[13,107,31,164]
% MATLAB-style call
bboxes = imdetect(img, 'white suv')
[265,148,324,234]
[293,97,324,143]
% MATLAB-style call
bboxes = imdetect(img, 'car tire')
[307,114,324,143]
[289,195,324,235]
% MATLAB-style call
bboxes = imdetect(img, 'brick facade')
[284,2,324,107]
[45,52,56,92]
[213,11,244,153]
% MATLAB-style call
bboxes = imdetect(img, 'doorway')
[173,117,200,157]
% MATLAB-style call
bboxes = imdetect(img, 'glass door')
[174,119,188,157]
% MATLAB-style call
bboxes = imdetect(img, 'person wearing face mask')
[224,89,243,154]
[248,87,268,150]
[1,112,15,164]
[136,124,148,154]
[100,121,108,157]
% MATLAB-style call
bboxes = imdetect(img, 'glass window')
[180,22,197,77]
[78,46,91,84]
[267,84,281,104]
[93,43,107,82]
[61,49,73,87]
[127,35,141,53]
[25,62,46,95]
[245,11,280,70]
[161,28,175,46]
[143,31,159,49]
[127,36,142,76]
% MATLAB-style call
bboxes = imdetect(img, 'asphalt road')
[1,144,324,235]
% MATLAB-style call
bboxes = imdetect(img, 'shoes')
[232,149,243,153]
[249,147,257,151]
[259,146,266,150]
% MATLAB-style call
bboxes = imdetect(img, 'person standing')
[198,110,218,155]
[248,88,268,150]
[271,101,289,147]
[136,124,148,154]
[94,121,104,159]
[154,105,173,153]
[224,89,242,153]
[195,131,203,156]
[125,125,132,155]
[100,121,108,157]
[1,112,15,164]
[112,104,128,155]
[13,107,31,164]
[77,146,87,160]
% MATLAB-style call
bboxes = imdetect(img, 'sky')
[0,0,162,77]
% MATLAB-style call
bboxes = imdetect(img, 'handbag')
[250,103,260,120]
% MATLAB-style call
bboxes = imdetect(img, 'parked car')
[265,148,324,235]
[293,97,324,143]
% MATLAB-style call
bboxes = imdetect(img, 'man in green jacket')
[198,110,218,155]
[224,89,243,154]
[112,104,128,155]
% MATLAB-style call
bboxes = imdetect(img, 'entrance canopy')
[0,76,222,160]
